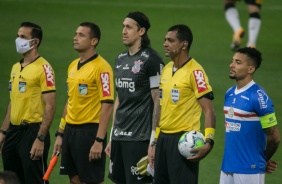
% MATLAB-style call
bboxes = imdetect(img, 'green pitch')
[0,0,281,183]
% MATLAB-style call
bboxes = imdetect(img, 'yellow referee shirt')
[159,58,212,133]
[9,57,56,125]
[66,55,114,125]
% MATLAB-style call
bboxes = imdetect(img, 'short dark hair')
[236,47,262,69]
[20,22,43,48]
[126,11,151,48]
[80,22,101,46]
[168,24,193,51]
[0,171,21,184]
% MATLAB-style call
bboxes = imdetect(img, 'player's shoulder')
[35,56,51,65]
[226,85,236,94]
[32,56,54,72]
[116,50,128,60]
[141,47,164,66]
[249,83,269,99]
[69,58,80,67]
[96,54,110,64]
[143,47,162,58]
[163,61,173,68]
[96,54,113,70]
[189,58,205,70]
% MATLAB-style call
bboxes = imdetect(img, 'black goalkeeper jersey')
[112,47,164,141]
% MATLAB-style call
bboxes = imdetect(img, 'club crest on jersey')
[171,89,179,103]
[228,107,234,118]
[100,72,111,97]
[43,65,55,87]
[193,70,207,93]
[132,60,143,74]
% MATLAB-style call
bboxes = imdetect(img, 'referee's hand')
[89,141,103,161]
[30,139,44,160]
[187,143,213,162]
[52,136,62,157]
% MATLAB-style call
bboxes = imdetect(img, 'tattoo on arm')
[151,89,160,131]
[264,126,280,160]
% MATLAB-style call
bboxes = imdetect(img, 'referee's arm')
[39,91,56,136]
[0,103,11,153]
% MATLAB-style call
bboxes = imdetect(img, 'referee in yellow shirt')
[52,22,114,184]
[149,24,216,184]
[0,22,56,184]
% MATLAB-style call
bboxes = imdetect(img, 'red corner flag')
[43,151,60,181]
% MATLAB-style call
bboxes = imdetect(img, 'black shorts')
[60,123,106,183]
[2,123,50,184]
[108,140,153,184]
[154,132,199,184]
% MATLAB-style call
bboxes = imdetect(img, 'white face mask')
[15,37,35,54]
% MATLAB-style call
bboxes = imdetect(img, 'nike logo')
[137,176,145,180]
[116,65,122,68]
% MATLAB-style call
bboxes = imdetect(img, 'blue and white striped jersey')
[221,80,276,174]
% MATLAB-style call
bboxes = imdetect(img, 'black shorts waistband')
[9,122,41,130]
[66,123,98,129]
[159,131,186,137]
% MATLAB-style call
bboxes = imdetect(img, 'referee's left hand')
[187,143,213,162]
[30,139,44,160]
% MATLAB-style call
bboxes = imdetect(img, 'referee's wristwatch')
[0,129,7,135]
[205,139,214,147]
[95,137,104,143]
[37,134,45,142]
[55,131,64,138]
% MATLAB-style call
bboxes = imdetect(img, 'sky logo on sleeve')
[101,72,111,97]
[193,70,207,93]
[43,65,55,87]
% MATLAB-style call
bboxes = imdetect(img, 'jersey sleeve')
[190,69,213,99]
[97,62,114,102]
[40,64,56,92]
[252,88,275,116]
[144,53,164,89]
[252,88,277,128]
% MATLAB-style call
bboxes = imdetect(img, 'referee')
[0,22,56,184]
[149,24,216,184]
[52,22,114,184]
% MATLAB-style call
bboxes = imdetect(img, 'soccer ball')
[178,131,205,158]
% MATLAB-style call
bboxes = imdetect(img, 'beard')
[229,75,236,79]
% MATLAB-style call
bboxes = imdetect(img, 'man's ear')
[32,38,39,47]
[248,65,256,74]
[91,38,99,46]
[139,27,146,37]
